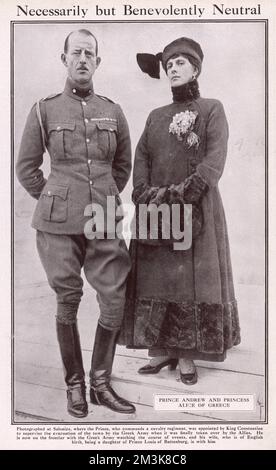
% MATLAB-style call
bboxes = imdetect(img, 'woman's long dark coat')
[119,96,241,361]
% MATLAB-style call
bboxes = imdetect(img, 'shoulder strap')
[35,101,46,151]
[96,94,115,104]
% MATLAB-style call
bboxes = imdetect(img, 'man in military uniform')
[16,29,135,417]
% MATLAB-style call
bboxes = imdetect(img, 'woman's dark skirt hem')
[118,298,241,362]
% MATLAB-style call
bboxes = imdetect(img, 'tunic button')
[89,180,93,185]
[56,126,61,131]
[84,118,89,124]
[72,88,76,93]
[88,159,91,164]
[82,101,87,106]
[86,138,90,143]
[47,190,52,196]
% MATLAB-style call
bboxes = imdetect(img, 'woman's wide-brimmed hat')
[137,37,204,79]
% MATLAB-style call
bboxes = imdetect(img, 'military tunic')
[17,78,131,235]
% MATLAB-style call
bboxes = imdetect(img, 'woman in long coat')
[119,37,241,384]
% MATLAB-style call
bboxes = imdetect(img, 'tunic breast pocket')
[40,184,69,222]
[96,121,117,161]
[47,121,75,160]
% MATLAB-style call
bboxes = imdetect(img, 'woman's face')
[166,54,196,87]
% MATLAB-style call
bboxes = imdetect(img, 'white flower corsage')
[169,110,200,149]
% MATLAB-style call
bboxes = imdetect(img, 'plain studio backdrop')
[13,22,265,367]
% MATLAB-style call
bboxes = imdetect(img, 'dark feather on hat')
[136,53,162,79]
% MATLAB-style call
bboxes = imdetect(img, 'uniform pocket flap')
[42,185,69,200]
[96,121,118,132]
[48,122,75,132]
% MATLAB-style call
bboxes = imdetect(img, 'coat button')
[88,159,91,164]
[72,88,76,93]
[84,118,89,124]
[56,126,61,131]
[47,190,52,196]
[82,101,87,106]
[89,180,93,185]
[86,138,90,143]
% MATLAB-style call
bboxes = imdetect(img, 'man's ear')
[96,56,101,68]
[61,53,67,67]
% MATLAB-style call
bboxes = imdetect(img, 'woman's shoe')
[179,359,198,385]
[180,368,198,385]
[138,358,178,374]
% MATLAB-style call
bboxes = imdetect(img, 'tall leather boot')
[89,323,136,414]
[56,321,88,418]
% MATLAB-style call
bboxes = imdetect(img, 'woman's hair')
[165,53,199,76]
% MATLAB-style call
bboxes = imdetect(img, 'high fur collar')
[171,79,200,103]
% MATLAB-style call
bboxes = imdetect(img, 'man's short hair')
[64,29,98,55]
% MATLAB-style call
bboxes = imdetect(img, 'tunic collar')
[64,77,94,101]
